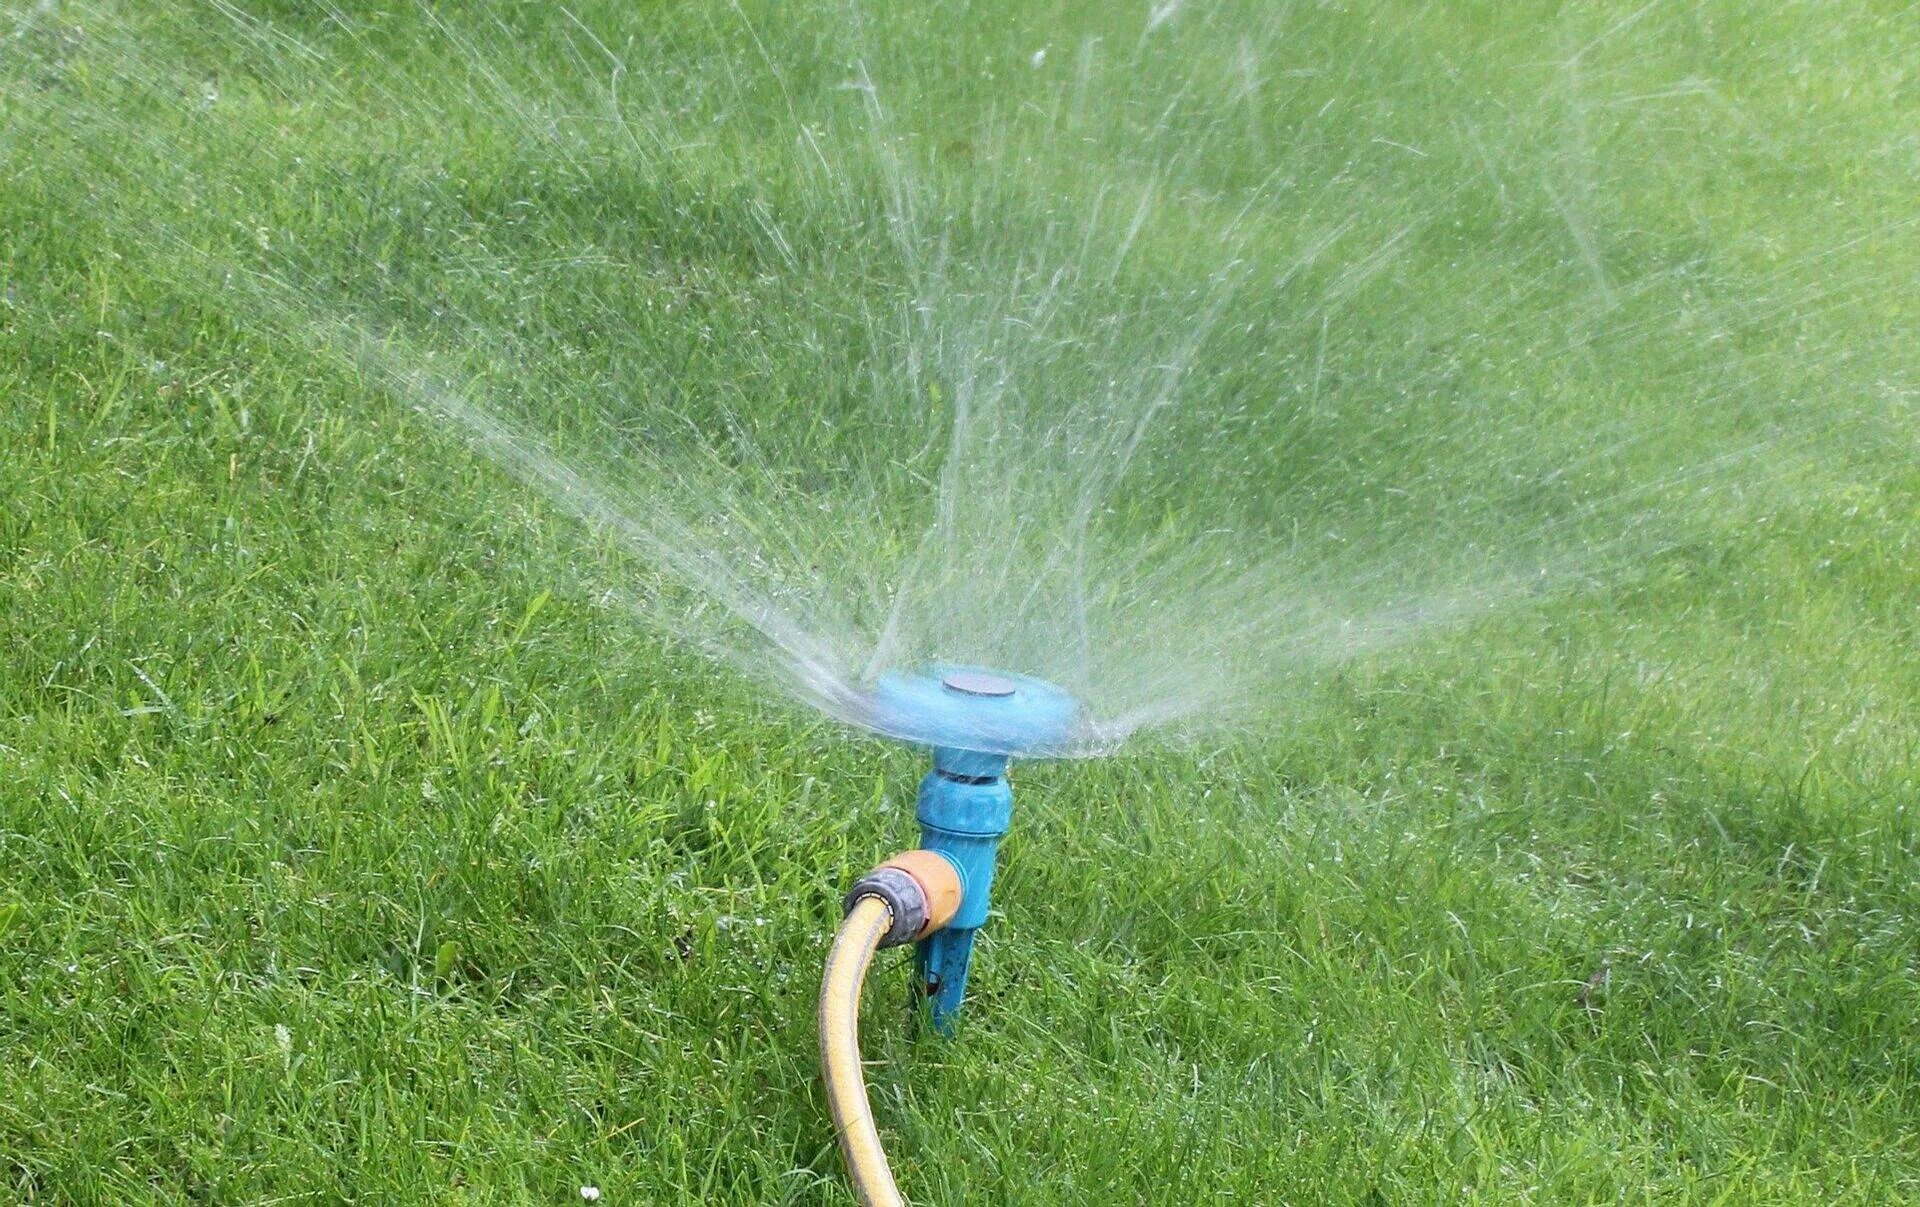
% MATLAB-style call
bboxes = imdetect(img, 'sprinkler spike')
[916,928,979,1025]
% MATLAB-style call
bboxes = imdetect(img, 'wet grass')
[3,1,1919,1202]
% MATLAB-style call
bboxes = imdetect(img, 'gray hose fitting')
[844,867,929,948]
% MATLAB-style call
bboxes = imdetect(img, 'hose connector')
[843,850,963,948]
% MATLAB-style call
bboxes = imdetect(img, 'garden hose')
[820,852,963,1206]
[820,894,904,1207]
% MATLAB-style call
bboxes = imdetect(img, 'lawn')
[2,1,1918,1202]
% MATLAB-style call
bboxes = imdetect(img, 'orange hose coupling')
[843,850,963,947]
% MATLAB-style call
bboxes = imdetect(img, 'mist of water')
[8,0,1912,754]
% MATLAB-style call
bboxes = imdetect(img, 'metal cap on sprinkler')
[820,666,1077,1204]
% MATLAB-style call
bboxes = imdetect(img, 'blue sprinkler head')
[862,667,1078,1032]
[866,665,1078,773]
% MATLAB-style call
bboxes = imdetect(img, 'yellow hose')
[820,894,906,1207]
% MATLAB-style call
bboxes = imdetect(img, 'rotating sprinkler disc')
[865,665,1077,758]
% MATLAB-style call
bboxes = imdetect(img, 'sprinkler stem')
[911,746,1014,1033]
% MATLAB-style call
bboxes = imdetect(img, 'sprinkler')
[819,666,1076,1206]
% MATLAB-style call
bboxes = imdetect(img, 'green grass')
[3,0,1919,1201]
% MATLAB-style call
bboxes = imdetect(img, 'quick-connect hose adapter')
[844,850,964,948]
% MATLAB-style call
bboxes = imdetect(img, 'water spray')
[819,666,1076,1205]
